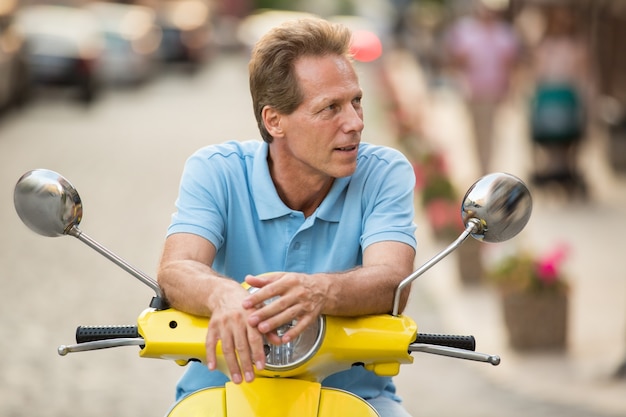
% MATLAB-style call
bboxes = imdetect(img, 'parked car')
[155,0,213,68]
[15,4,104,103]
[0,0,29,112]
[237,10,314,51]
[86,2,162,86]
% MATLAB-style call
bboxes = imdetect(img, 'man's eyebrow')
[313,90,362,106]
[308,96,335,109]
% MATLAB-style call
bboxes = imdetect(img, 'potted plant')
[414,151,462,241]
[414,151,484,285]
[488,244,571,351]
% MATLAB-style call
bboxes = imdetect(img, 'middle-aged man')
[157,17,417,417]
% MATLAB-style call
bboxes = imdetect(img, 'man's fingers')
[236,322,271,382]
[206,318,267,384]
[280,314,315,344]
[219,332,246,384]
[253,304,320,347]
[242,273,287,309]
[248,327,267,372]
[263,330,283,346]
[205,329,219,371]
[244,272,281,288]
[252,302,298,334]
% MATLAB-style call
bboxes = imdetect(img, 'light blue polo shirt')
[167,140,417,402]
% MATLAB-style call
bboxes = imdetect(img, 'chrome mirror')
[14,169,83,238]
[392,172,532,316]
[14,169,165,304]
[461,172,532,243]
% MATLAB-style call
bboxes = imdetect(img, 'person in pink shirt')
[444,0,520,175]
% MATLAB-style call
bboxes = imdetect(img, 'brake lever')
[58,338,145,356]
[409,343,501,366]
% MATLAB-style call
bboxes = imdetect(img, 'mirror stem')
[392,219,480,316]
[67,225,164,299]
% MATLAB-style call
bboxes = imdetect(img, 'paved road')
[1,50,625,416]
[0,52,260,417]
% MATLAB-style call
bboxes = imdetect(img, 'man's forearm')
[319,264,412,316]
[158,260,234,317]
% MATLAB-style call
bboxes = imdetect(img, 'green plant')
[488,244,570,294]
[414,151,463,240]
[421,173,457,206]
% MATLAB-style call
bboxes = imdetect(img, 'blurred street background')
[1,0,625,416]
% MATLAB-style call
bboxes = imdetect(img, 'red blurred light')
[350,30,382,62]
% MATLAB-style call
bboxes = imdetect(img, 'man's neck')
[268,154,334,218]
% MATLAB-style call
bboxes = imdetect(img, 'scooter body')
[137,309,416,377]
[139,308,415,416]
[167,380,379,417]
[13,169,532,417]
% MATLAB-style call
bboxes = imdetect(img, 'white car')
[86,2,162,86]
[15,4,104,103]
[0,0,29,112]
[155,0,213,67]
[237,10,315,51]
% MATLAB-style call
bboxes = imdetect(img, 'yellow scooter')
[14,169,532,417]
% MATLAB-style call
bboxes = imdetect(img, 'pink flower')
[426,199,461,232]
[413,163,426,190]
[536,243,570,285]
[433,153,448,174]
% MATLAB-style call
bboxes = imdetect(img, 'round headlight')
[248,287,325,371]
[264,315,325,371]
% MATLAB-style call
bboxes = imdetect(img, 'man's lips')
[334,144,358,151]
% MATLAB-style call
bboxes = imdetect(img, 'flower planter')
[456,239,484,285]
[424,198,462,242]
[501,290,568,351]
[608,122,626,173]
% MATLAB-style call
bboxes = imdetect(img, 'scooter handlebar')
[72,326,477,355]
[414,333,475,351]
[76,325,140,343]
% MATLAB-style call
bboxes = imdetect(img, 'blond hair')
[249,18,353,143]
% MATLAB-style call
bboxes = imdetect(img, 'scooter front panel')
[165,387,226,416]
[319,388,380,416]
[225,379,321,416]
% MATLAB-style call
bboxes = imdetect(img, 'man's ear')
[262,106,284,138]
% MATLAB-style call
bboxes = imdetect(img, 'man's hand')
[157,234,270,384]
[242,272,328,345]
[205,282,267,384]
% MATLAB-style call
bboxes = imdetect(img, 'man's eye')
[353,97,362,107]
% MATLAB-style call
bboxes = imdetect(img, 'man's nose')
[343,106,364,133]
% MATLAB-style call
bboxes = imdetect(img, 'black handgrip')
[76,325,139,344]
[414,333,476,351]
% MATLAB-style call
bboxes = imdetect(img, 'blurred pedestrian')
[528,5,592,197]
[443,0,520,175]
[390,0,413,48]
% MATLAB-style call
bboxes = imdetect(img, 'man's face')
[273,54,364,180]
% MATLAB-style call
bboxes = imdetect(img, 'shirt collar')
[251,142,347,222]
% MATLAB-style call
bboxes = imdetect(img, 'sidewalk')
[372,49,626,416]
